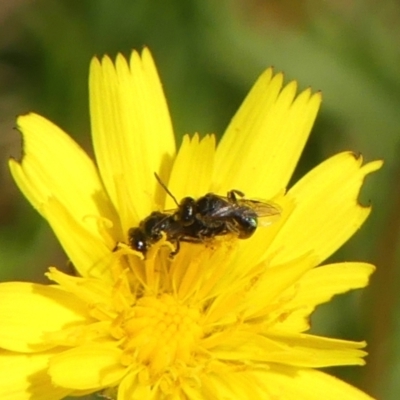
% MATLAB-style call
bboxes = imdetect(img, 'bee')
[127,174,281,256]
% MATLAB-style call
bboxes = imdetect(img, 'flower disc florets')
[117,293,202,372]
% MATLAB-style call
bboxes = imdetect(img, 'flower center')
[118,294,202,375]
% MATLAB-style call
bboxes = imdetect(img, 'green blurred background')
[0,0,398,398]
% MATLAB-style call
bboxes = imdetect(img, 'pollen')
[118,293,203,375]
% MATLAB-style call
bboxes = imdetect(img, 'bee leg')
[112,241,123,252]
[225,221,240,235]
[227,189,245,202]
[169,238,181,258]
[112,243,119,252]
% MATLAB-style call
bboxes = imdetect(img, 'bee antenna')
[154,172,179,206]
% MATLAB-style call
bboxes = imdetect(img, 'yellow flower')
[1,48,381,400]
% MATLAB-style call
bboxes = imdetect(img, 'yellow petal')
[166,134,215,208]
[0,350,72,400]
[273,306,312,333]
[0,282,90,352]
[48,344,127,390]
[268,152,383,265]
[9,113,117,230]
[42,197,114,280]
[213,68,321,199]
[290,262,375,308]
[201,362,269,399]
[89,48,176,231]
[208,331,366,367]
[203,253,315,326]
[244,253,316,318]
[9,113,119,276]
[46,268,112,304]
[118,371,156,400]
[275,262,375,333]
[264,332,367,367]
[249,366,375,400]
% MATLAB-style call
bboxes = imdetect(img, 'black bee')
[127,174,281,256]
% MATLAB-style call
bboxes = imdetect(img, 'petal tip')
[89,55,100,66]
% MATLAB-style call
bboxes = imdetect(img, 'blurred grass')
[0,0,399,398]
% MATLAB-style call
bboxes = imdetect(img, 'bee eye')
[128,228,148,252]
[234,215,257,239]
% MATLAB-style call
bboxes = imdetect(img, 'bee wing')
[239,200,282,227]
[243,200,281,215]
[200,203,234,220]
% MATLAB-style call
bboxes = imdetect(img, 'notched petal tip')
[310,89,322,105]
[91,53,118,75]
[89,55,102,70]
[11,112,40,163]
[141,46,154,61]
[357,157,384,209]
[16,111,36,124]
[91,49,143,70]
[304,86,323,97]
[256,67,279,90]
[364,158,384,171]
[351,151,363,160]
[216,65,322,199]
[347,151,384,170]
